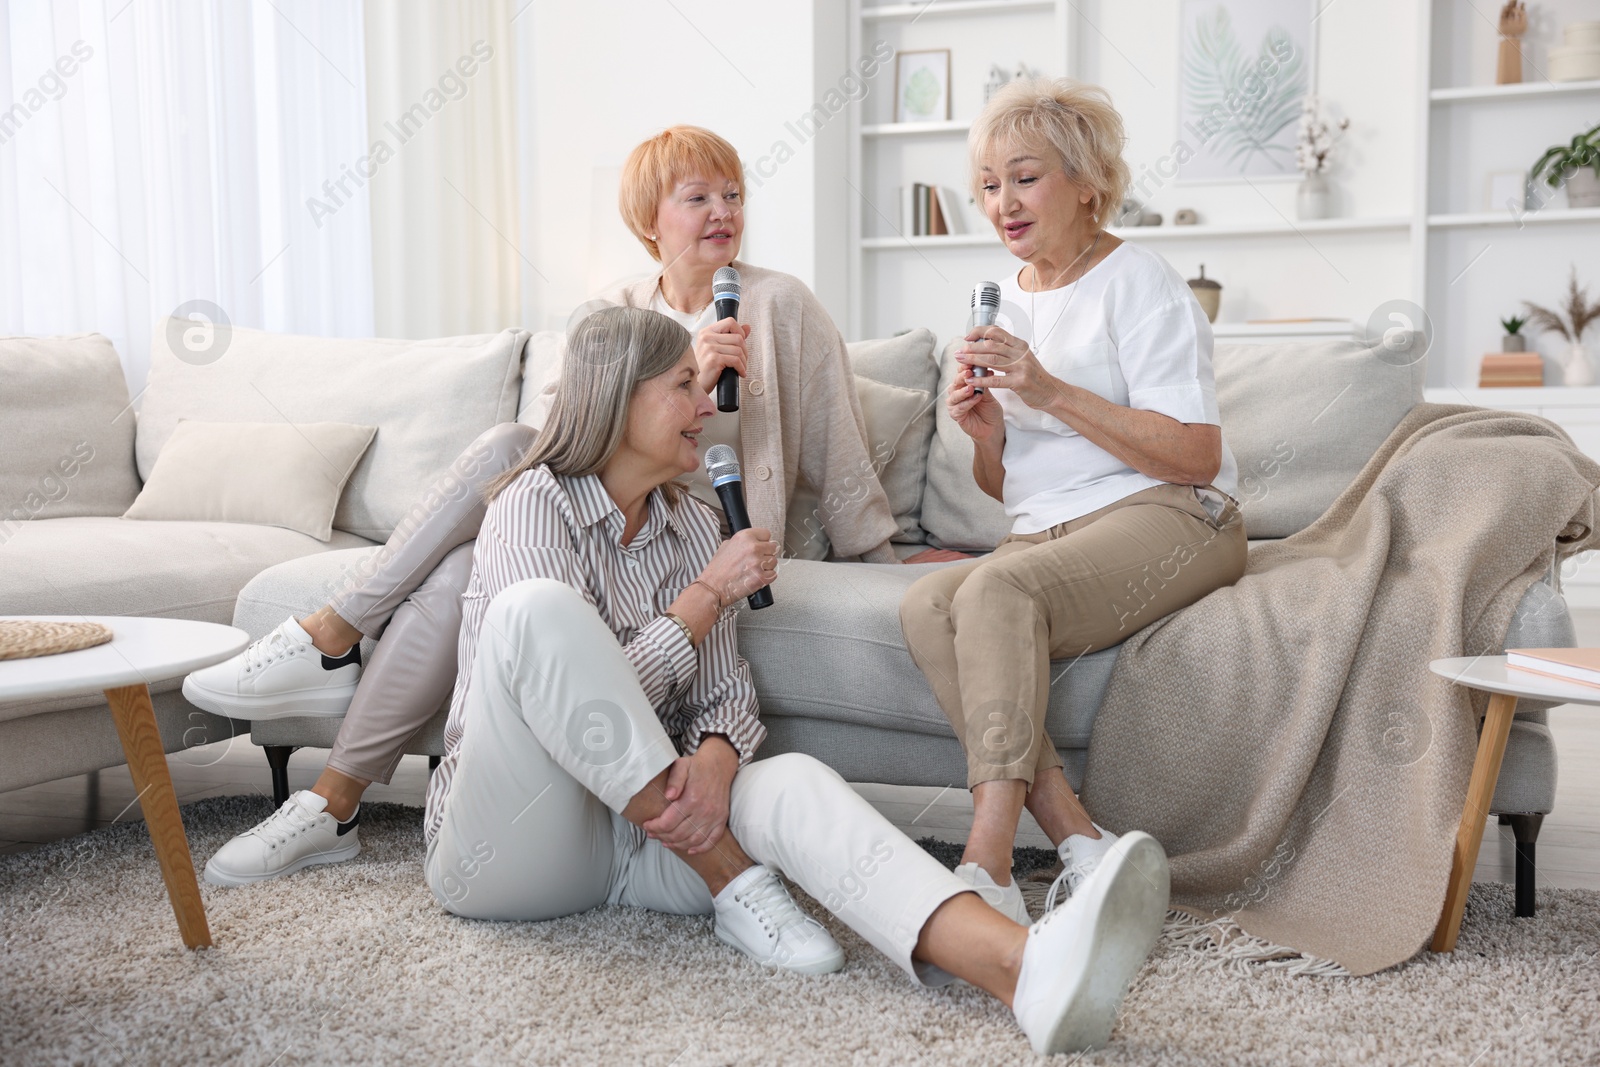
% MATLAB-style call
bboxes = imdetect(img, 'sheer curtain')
[0,0,373,395]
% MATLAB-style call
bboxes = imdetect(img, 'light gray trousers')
[423,578,968,984]
[323,422,538,784]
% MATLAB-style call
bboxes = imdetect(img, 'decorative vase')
[1296,172,1330,220]
[1565,167,1600,208]
[1503,333,1527,352]
[1562,342,1595,386]
[1187,264,1222,323]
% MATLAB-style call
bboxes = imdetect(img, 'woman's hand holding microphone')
[694,319,751,396]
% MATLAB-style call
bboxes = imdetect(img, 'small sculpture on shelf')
[1523,267,1600,387]
[1187,264,1221,323]
[1174,208,1199,226]
[1497,1,1527,85]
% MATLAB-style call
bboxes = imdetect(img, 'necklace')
[1028,230,1102,354]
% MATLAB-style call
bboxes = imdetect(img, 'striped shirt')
[423,466,764,843]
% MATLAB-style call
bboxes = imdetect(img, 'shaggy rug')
[2,796,1597,1066]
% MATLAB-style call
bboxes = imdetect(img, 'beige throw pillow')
[124,420,377,541]
[789,374,936,560]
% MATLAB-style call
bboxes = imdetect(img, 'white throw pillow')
[124,420,376,541]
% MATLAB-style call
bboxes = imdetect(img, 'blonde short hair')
[620,126,746,261]
[969,77,1130,227]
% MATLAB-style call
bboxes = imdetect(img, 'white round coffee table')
[0,616,247,949]
[1428,655,1597,953]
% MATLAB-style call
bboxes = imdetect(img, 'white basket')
[1549,45,1600,83]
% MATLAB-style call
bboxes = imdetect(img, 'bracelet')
[691,579,727,614]
[662,611,697,647]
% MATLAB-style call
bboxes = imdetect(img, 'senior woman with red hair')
[185,126,941,895]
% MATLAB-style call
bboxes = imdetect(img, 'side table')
[1428,654,1592,952]
[0,616,247,949]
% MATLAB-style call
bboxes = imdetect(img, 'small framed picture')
[1485,169,1528,213]
[895,49,951,123]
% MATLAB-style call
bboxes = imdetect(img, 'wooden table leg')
[104,683,213,949]
[1432,690,1517,952]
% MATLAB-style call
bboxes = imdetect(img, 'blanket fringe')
[1160,910,1350,977]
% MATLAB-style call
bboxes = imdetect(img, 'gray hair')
[487,305,691,500]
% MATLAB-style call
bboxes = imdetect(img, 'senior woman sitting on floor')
[186,125,954,889]
[899,77,1248,925]
[422,304,1171,1056]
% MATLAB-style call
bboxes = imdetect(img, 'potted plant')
[1530,122,1600,209]
[1501,314,1529,352]
[1295,95,1350,220]
[1523,267,1600,386]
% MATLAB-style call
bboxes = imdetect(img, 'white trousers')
[423,579,969,984]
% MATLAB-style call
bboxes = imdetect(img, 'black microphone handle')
[712,479,774,610]
[714,295,741,412]
[716,368,739,413]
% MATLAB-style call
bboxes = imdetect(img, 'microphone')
[968,281,1001,393]
[712,266,742,413]
[704,444,774,610]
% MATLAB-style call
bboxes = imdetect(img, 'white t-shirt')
[989,240,1238,534]
[648,288,741,514]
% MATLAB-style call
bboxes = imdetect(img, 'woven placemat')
[0,620,114,661]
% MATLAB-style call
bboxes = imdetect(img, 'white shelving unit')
[1413,0,1600,388]
[847,2,1426,343]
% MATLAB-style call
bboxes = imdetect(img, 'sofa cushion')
[921,339,1012,551]
[0,517,375,624]
[0,333,142,522]
[847,328,940,397]
[137,321,528,542]
[516,330,565,428]
[125,420,377,541]
[743,558,1118,748]
[1214,336,1425,538]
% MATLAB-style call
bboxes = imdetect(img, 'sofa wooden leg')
[1507,813,1544,919]
[263,745,295,807]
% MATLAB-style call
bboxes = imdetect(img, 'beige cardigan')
[601,262,899,563]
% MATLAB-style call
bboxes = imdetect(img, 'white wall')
[515,0,858,332]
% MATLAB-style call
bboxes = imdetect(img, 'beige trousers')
[322,422,538,783]
[899,483,1247,788]
[424,579,969,985]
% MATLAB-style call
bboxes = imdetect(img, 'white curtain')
[362,0,521,339]
[0,0,373,394]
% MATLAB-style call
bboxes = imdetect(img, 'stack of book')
[901,184,963,237]
[1507,648,1600,688]
[1478,353,1544,387]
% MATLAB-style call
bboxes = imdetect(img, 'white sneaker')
[713,865,846,975]
[1012,830,1169,1055]
[204,791,361,886]
[184,617,361,720]
[1045,824,1121,912]
[954,862,1032,925]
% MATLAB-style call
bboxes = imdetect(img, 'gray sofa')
[231,327,1572,919]
[0,323,1570,919]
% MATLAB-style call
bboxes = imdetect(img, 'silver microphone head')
[704,444,741,484]
[970,280,1001,328]
[712,266,741,300]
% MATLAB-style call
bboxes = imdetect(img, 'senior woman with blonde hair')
[899,77,1247,925]
[423,303,1171,1056]
[186,124,936,888]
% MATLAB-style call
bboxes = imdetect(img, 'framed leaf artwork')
[1177,0,1316,183]
[895,50,951,124]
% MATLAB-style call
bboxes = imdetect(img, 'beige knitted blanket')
[1081,405,1600,976]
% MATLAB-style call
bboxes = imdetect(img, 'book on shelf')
[1506,648,1600,688]
[899,183,962,236]
[1478,353,1544,387]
